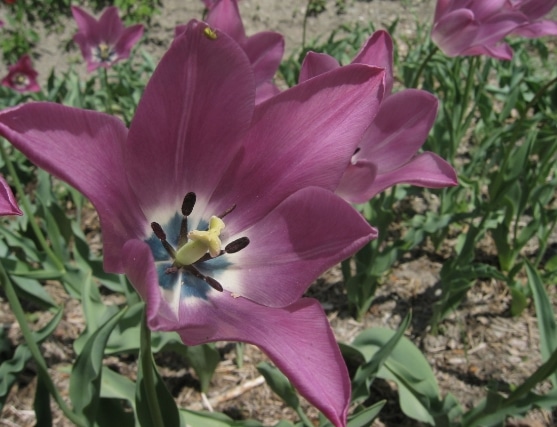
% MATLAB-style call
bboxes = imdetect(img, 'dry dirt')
[1,1,557,426]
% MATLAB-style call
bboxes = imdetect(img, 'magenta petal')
[432,9,481,56]
[352,30,394,94]
[211,64,386,234]
[206,0,245,41]
[180,297,351,427]
[213,187,377,307]
[125,20,255,223]
[0,103,146,272]
[114,24,144,58]
[98,7,125,45]
[358,89,438,171]
[512,19,557,37]
[366,152,458,197]
[0,176,22,216]
[123,241,350,426]
[243,31,284,85]
[299,52,340,83]
[71,6,101,44]
[335,160,378,204]
[254,80,281,104]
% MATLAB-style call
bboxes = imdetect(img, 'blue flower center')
[147,192,249,296]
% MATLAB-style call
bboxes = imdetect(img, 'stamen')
[184,265,223,292]
[151,222,166,240]
[182,192,196,216]
[218,204,236,219]
[225,237,250,253]
[151,222,177,258]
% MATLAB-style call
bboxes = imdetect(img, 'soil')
[1,1,557,426]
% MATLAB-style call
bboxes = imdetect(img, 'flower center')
[12,73,30,89]
[150,192,249,292]
[92,42,117,63]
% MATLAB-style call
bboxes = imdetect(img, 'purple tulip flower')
[299,30,458,204]
[509,0,557,38]
[179,0,284,103]
[431,0,557,60]
[0,21,387,426]
[1,54,40,93]
[0,176,21,216]
[71,6,144,72]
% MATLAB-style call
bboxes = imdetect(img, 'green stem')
[0,141,65,272]
[410,43,438,88]
[140,312,165,427]
[99,67,113,115]
[0,262,85,426]
[295,407,315,427]
[302,0,312,49]
[523,74,557,117]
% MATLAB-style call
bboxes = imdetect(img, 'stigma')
[175,216,225,265]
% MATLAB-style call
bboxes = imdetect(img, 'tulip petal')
[0,103,146,272]
[126,20,255,225]
[512,19,557,37]
[365,152,458,198]
[210,64,385,235]
[98,6,125,45]
[357,89,438,171]
[353,30,394,94]
[206,187,376,307]
[0,176,22,216]
[243,31,284,86]
[206,0,245,41]
[335,160,378,204]
[299,52,340,83]
[123,242,350,427]
[114,24,144,58]
[123,241,351,427]
[180,297,351,427]
[72,5,101,45]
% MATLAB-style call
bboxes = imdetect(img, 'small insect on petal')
[203,26,218,40]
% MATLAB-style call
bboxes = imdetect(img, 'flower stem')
[140,310,165,427]
[0,141,65,273]
[295,407,315,427]
[0,261,85,426]
[411,43,438,88]
[99,67,113,115]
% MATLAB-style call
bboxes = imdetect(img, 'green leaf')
[350,325,452,424]
[257,362,300,410]
[347,400,385,427]
[69,308,127,425]
[182,343,221,393]
[0,308,62,412]
[0,344,32,411]
[136,313,180,427]
[34,375,53,427]
[525,261,557,386]
[11,275,57,308]
[351,312,411,402]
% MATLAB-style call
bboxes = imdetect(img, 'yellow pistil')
[174,216,225,266]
